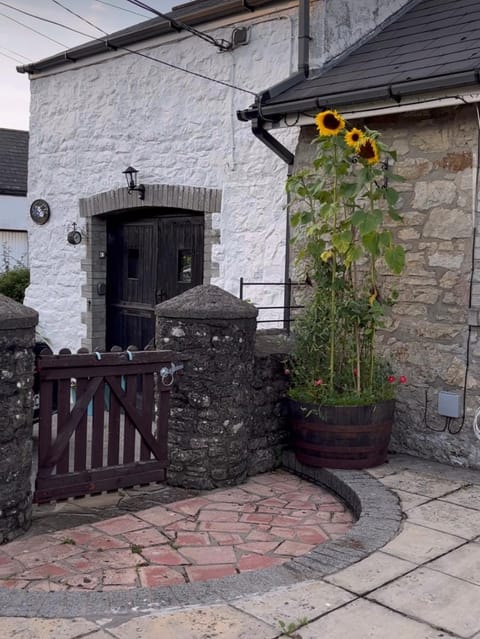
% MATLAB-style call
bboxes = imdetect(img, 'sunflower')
[344,127,365,149]
[357,136,380,165]
[315,110,345,136]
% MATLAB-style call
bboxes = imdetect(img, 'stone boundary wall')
[292,106,480,469]
[0,295,38,543]
[156,285,291,489]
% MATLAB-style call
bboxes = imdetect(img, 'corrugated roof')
[0,129,28,197]
[240,0,480,120]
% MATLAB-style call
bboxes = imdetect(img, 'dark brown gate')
[106,211,204,349]
[34,348,183,504]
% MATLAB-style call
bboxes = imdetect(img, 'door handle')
[155,290,167,303]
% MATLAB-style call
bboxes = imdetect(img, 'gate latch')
[160,362,184,386]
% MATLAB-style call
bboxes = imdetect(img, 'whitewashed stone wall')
[25,0,415,351]
[294,107,480,469]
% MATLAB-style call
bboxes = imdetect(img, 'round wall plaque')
[30,199,51,225]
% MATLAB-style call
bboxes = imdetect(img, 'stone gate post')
[156,285,257,489]
[0,295,38,543]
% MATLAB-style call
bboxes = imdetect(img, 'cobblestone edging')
[0,454,402,620]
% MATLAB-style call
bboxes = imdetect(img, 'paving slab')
[439,485,480,510]
[427,541,480,585]
[231,579,354,626]
[392,489,431,511]
[380,470,467,498]
[0,617,99,638]
[370,566,480,637]
[380,521,465,564]
[324,551,415,594]
[106,604,279,639]
[293,598,457,639]
[407,499,480,539]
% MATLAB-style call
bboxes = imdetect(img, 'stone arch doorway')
[79,184,222,351]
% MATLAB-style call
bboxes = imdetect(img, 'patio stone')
[325,551,415,594]
[427,541,480,585]
[232,580,354,626]
[407,499,480,539]
[392,489,431,511]
[137,566,185,588]
[380,470,466,497]
[297,598,453,639]
[439,485,480,510]
[381,522,465,563]
[92,514,148,535]
[0,618,99,638]
[108,604,278,639]
[370,567,480,637]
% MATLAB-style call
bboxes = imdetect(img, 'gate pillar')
[156,285,257,489]
[0,295,38,542]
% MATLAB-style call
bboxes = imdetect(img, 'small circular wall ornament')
[67,229,82,245]
[30,199,51,225]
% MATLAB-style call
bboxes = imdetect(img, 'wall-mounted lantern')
[123,166,145,200]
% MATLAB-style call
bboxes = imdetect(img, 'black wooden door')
[107,212,204,349]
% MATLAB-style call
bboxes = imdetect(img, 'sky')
[0,0,174,130]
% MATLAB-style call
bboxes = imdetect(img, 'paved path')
[1,453,480,638]
[0,471,353,591]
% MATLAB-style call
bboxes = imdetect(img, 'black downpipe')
[298,0,310,77]
[250,0,311,329]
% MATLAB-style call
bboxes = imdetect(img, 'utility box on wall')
[438,391,462,418]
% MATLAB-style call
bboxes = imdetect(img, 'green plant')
[130,544,143,554]
[61,537,76,545]
[278,617,309,637]
[286,110,406,406]
[0,267,30,303]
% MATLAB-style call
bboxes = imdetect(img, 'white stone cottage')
[20,0,480,468]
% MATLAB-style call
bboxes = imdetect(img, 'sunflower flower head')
[357,136,380,165]
[344,127,365,149]
[315,110,345,136]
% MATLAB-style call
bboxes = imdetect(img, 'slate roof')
[239,0,480,120]
[0,129,28,197]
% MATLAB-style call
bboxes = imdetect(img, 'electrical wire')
[0,45,32,62]
[0,50,24,64]
[126,0,232,51]
[51,0,107,37]
[94,0,150,18]
[0,10,69,47]
[8,2,256,96]
[0,1,97,38]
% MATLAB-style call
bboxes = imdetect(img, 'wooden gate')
[34,348,183,504]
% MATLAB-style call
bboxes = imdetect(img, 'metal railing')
[239,277,309,335]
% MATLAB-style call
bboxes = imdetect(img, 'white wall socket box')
[438,391,462,418]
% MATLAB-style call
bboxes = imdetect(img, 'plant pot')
[289,399,395,470]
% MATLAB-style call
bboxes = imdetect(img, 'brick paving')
[0,470,353,592]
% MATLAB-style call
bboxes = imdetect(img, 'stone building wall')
[293,106,480,469]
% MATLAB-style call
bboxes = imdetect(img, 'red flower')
[387,375,396,383]
[314,379,324,386]
[399,375,407,384]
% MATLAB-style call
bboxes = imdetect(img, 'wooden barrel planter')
[290,399,395,470]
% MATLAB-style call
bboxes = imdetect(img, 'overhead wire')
[0,50,24,64]
[93,0,150,18]
[0,10,69,47]
[0,45,32,62]
[6,1,256,96]
[126,0,232,50]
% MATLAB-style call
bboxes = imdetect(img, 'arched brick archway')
[79,184,222,350]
